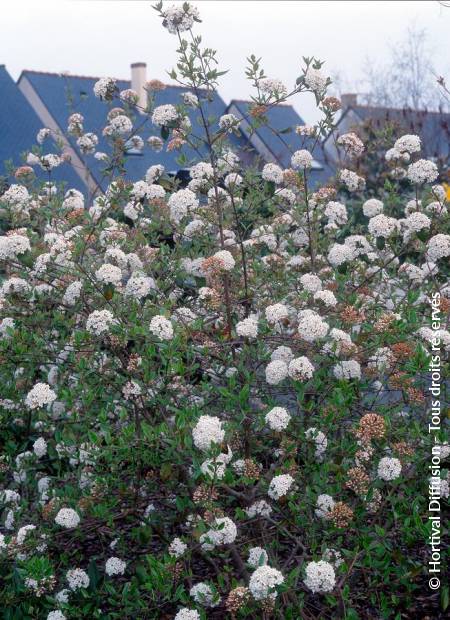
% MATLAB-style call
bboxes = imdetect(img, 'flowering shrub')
[0,3,449,619]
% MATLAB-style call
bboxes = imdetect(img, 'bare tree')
[361,25,444,111]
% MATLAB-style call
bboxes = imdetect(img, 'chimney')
[131,62,147,110]
[341,93,357,108]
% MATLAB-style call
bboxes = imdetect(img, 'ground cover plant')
[0,3,449,619]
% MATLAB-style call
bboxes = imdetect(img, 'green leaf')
[441,585,449,611]
[88,559,100,591]
[376,236,386,250]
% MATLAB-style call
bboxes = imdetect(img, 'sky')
[2,0,450,123]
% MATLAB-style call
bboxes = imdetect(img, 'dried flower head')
[346,467,370,495]
[225,586,250,615]
[328,502,354,528]
[355,413,386,442]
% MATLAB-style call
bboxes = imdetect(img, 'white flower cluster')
[161,3,200,34]
[407,159,439,184]
[246,499,273,518]
[0,317,15,338]
[265,360,288,385]
[1,276,30,296]
[304,67,327,92]
[265,406,291,431]
[168,188,198,224]
[93,77,116,100]
[217,148,239,173]
[190,161,214,180]
[333,360,361,380]
[394,134,421,154]
[368,347,395,370]
[314,289,337,307]
[192,415,225,451]
[0,234,30,260]
[108,114,133,136]
[315,496,334,521]
[47,612,66,620]
[86,309,116,335]
[174,610,200,620]
[276,187,296,204]
[300,273,322,293]
[236,316,258,339]
[33,437,47,459]
[260,78,287,97]
[305,427,327,459]
[262,163,284,184]
[151,104,179,127]
[25,383,57,410]
[247,546,268,568]
[95,263,122,285]
[297,309,329,342]
[77,132,98,154]
[120,88,139,104]
[291,149,313,170]
[385,147,409,163]
[145,164,165,184]
[182,91,198,106]
[66,568,89,590]
[212,249,235,271]
[168,537,187,558]
[131,180,165,201]
[200,516,237,550]
[337,132,365,157]
[377,456,402,481]
[40,154,61,171]
[339,168,365,192]
[189,582,219,607]
[200,449,232,479]
[363,198,383,218]
[268,473,294,500]
[368,214,399,238]
[224,172,243,189]
[37,127,51,144]
[67,112,84,134]
[327,242,354,267]
[249,565,284,600]
[265,303,289,324]
[55,508,80,529]
[1,184,30,206]
[149,315,174,340]
[219,113,239,132]
[105,557,126,576]
[304,560,336,593]
[325,201,347,226]
[426,234,450,261]
[404,211,431,232]
[125,274,156,299]
[288,356,314,381]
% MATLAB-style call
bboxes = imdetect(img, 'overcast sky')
[2,0,450,122]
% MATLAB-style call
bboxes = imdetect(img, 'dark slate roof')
[228,99,333,185]
[344,104,450,164]
[19,70,241,191]
[0,66,81,189]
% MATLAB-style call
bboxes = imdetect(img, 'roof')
[7,67,335,192]
[18,69,240,191]
[0,66,80,188]
[341,103,450,162]
[228,99,333,185]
